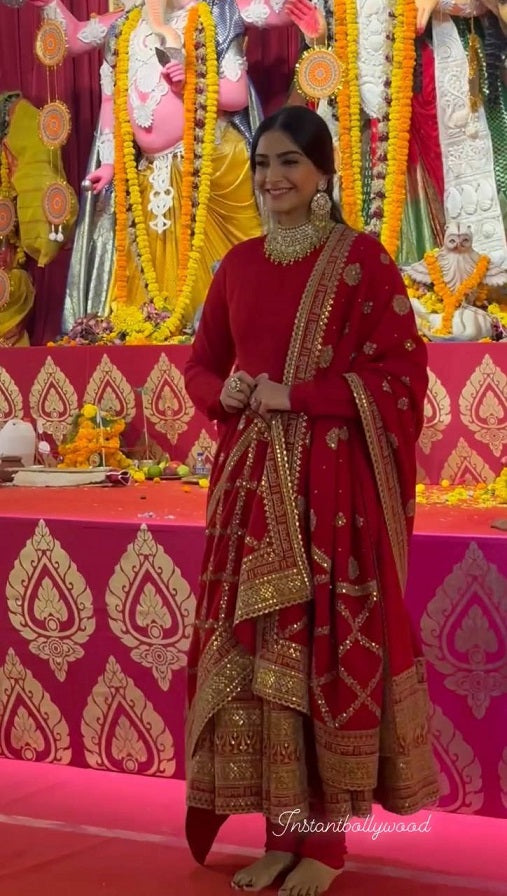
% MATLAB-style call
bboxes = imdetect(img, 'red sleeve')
[289,377,357,418]
[184,263,236,422]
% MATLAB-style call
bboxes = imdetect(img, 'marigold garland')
[334,0,363,229]
[380,0,416,257]
[333,0,416,253]
[114,7,141,304]
[177,3,200,299]
[177,2,219,328]
[58,405,130,469]
[424,250,490,335]
[0,147,11,197]
[113,4,218,337]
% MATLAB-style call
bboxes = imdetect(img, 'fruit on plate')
[145,464,163,480]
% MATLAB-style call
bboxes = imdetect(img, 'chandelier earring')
[310,180,332,233]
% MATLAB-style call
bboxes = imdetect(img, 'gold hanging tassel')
[467,21,482,114]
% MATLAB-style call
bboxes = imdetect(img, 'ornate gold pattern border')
[344,373,408,589]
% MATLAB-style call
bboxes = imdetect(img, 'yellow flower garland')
[177,3,219,327]
[380,0,416,256]
[113,3,218,337]
[334,0,363,229]
[424,250,490,335]
[58,407,130,469]
[114,7,142,305]
[0,147,11,197]
[333,0,416,250]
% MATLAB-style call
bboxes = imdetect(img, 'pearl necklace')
[264,219,334,265]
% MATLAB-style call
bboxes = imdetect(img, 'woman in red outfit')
[184,106,438,896]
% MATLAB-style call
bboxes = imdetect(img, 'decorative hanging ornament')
[35,20,67,68]
[38,100,71,149]
[0,197,16,238]
[295,48,344,101]
[42,181,72,242]
[0,269,10,309]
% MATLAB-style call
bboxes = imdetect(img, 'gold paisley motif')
[419,370,451,456]
[143,353,194,444]
[83,354,136,421]
[0,367,24,426]
[0,648,71,763]
[421,542,507,719]
[499,747,507,810]
[186,429,217,473]
[6,520,95,681]
[105,525,195,691]
[429,704,483,813]
[440,437,495,485]
[29,357,78,443]
[81,655,175,775]
[459,353,507,458]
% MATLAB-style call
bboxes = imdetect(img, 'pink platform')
[0,481,505,820]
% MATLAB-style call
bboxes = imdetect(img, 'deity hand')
[161,61,186,94]
[285,0,326,43]
[87,163,114,194]
[415,0,439,32]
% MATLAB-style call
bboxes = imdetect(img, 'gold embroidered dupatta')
[186,226,438,821]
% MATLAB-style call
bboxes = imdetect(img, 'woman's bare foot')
[231,851,296,890]
[278,858,343,895]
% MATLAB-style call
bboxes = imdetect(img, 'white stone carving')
[433,15,507,268]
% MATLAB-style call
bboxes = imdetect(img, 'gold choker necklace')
[264,219,334,265]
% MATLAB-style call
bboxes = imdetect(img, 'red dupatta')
[186,226,439,822]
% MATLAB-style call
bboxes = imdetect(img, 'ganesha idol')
[403,223,507,341]
[28,0,322,339]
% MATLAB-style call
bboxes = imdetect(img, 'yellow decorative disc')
[0,269,10,310]
[42,181,72,226]
[0,197,16,238]
[39,101,72,149]
[295,48,344,100]
[35,20,67,67]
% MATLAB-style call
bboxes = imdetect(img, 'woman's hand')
[220,371,256,413]
[250,373,291,421]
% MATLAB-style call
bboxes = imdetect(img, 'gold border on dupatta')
[343,373,408,590]
[282,225,356,488]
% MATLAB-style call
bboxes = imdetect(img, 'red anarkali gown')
[184,225,439,853]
